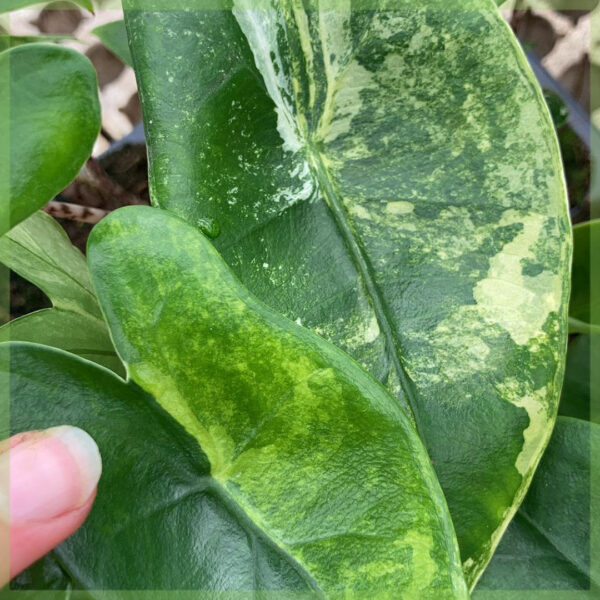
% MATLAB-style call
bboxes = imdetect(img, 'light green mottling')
[88,206,468,598]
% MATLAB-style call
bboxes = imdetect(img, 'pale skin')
[0,426,102,586]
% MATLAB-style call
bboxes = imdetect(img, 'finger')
[0,426,102,585]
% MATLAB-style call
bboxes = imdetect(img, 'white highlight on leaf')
[233,1,303,153]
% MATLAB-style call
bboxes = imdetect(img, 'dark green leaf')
[477,417,597,590]
[125,2,571,585]
[0,44,100,234]
[0,211,122,374]
[91,20,132,66]
[569,219,600,335]
[0,0,93,14]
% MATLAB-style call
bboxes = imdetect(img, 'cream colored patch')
[316,2,352,140]
[346,314,381,348]
[473,211,561,345]
[385,201,414,215]
[408,23,434,54]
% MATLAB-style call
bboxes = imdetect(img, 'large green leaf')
[0,0,93,14]
[569,220,600,335]
[0,44,100,234]
[1,203,468,596]
[0,211,121,374]
[125,0,571,585]
[476,416,598,590]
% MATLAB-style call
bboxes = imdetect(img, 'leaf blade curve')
[87,205,468,597]
[0,44,100,234]
[124,1,571,585]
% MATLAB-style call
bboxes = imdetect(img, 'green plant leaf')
[125,1,571,585]
[476,416,598,590]
[0,211,122,374]
[0,43,100,235]
[91,20,132,66]
[82,204,468,596]
[0,0,93,14]
[569,219,600,335]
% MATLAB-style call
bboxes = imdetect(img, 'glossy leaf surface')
[125,1,571,584]
[477,416,597,590]
[0,211,121,374]
[569,219,600,335]
[0,44,100,234]
[83,205,468,596]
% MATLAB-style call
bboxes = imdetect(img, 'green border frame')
[0,0,598,597]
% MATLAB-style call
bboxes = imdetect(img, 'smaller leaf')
[0,211,121,374]
[0,0,93,14]
[569,219,600,335]
[0,43,100,234]
[91,20,132,66]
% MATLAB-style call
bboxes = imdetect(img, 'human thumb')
[0,426,102,586]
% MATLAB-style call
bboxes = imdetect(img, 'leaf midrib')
[306,148,418,425]
[261,5,418,426]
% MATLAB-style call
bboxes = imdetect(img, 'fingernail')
[1,426,102,525]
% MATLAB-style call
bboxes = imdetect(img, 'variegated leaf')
[125,0,571,586]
